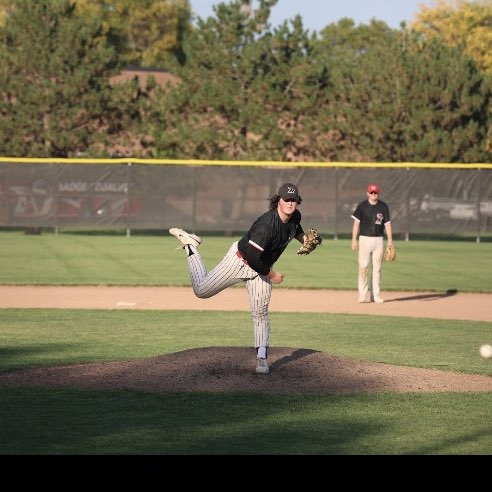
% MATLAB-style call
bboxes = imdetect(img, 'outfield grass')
[0,231,491,455]
[0,230,491,292]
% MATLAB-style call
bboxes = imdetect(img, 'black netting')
[1,162,490,239]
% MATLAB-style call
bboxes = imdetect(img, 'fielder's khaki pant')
[358,235,384,301]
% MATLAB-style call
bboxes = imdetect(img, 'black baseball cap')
[277,182,302,203]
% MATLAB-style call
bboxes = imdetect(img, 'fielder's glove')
[297,228,322,255]
[384,244,396,262]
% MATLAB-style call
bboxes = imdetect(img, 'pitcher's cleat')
[256,358,270,374]
[169,228,202,248]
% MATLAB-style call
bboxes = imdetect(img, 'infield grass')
[2,387,491,455]
[0,309,491,455]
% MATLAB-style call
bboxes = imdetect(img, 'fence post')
[192,167,197,232]
[334,167,339,240]
[126,162,132,237]
[405,167,410,241]
[476,168,481,244]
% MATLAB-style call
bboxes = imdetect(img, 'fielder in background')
[169,183,319,375]
[351,183,394,303]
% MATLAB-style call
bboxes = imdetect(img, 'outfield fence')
[1,158,491,241]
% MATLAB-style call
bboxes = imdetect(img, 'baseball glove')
[384,244,396,262]
[297,228,322,255]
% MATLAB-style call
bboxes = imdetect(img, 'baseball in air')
[479,344,492,359]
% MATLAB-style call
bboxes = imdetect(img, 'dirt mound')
[1,347,491,394]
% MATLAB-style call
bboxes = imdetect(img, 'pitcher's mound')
[1,347,491,394]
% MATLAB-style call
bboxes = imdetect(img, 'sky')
[189,0,437,32]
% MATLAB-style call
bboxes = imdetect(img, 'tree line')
[0,0,491,163]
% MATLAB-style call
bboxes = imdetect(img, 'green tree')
[143,0,333,160]
[316,20,491,162]
[0,0,124,157]
[74,0,191,67]
[0,1,191,67]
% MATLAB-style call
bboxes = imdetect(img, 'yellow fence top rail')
[1,157,492,169]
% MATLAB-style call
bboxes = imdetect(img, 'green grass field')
[0,231,491,455]
[1,230,491,292]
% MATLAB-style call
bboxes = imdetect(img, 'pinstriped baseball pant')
[185,241,271,350]
[357,235,384,301]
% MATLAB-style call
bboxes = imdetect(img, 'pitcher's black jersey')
[238,209,303,275]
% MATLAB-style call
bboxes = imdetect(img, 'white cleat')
[373,297,384,304]
[169,228,202,248]
[256,358,270,374]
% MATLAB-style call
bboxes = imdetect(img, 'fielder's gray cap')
[278,183,302,203]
